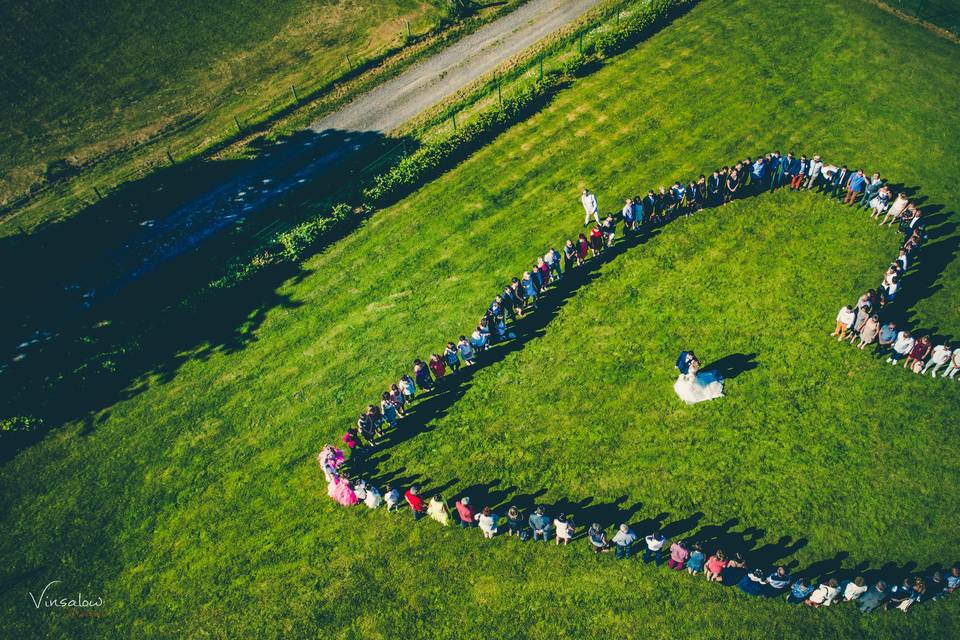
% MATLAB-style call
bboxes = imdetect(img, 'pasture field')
[2,0,960,638]
[0,0,451,230]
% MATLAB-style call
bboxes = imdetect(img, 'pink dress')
[335,481,358,506]
[327,475,341,500]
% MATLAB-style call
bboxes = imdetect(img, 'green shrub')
[0,415,42,433]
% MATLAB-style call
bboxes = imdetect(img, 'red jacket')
[405,490,425,512]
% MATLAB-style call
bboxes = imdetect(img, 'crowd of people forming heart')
[317,150,958,613]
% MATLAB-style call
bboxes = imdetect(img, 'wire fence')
[884,0,960,35]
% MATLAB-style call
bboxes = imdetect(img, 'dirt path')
[312,0,603,133]
[71,0,603,300]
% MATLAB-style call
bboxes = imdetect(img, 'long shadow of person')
[702,353,759,379]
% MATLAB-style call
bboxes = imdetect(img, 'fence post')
[234,115,242,132]
[93,187,103,200]
[291,85,300,102]
[451,112,457,132]
[166,150,175,166]
[346,53,352,68]
[539,56,543,81]
[579,31,584,54]
[497,74,502,106]
[406,20,411,39]
[617,9,621,26]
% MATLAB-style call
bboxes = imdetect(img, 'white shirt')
[808,160,823,177]
[893,332,915,355]
[554,519,573,538]
[808,584,839,606]
[836,307,855,327]
[364,487,383,509]
[931,345,952,364]
[622,203,633,218]
[581,192,598,214]
[843,582,868,601]
[475,513,498,532]
[645,535,666,551]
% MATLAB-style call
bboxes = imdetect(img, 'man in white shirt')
[805,579,840,607]
[581,188,600,226]
[643,531,667,565]
[922,342,953,377]
[841,577,868,602]
[832,305,856,341]
[888,330,915,365]
[805,155,824,190]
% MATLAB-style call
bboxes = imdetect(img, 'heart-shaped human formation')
[319,150,958,611]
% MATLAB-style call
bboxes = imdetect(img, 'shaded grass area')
[2,0,960,638]
[0,0,450,226]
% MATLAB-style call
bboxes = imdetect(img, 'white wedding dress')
[673,368,724,405]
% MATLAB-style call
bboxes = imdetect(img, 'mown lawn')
[0,0,448,220]
[2,0,960,638]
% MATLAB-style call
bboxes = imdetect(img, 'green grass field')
[2,0,960,638]
[0,0,449,224]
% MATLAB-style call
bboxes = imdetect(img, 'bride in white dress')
[674,356,724,405]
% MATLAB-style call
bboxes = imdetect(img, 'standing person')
[622,198,636,233]
[779,152,796,190]
[827,165,850,199]
[882,193,910,226]
[751,157,767,194]
[443,342,461,373]
[875,321,898,357]
[859,173,883,209]
[428,354,446,383]
[943,347,960,379]
[667,540,690,570]
[581,188,600,226]
[549,248,563,281]
[399,374,417,403]
[643,531,667,565]
[554,514,574,545]
[529,505,552,542]
[455,496,476,528]
[922,342,952,377]
[791,155,809,190]
[708,170,723,205]
[887,329,915,365]
[612,524,637,559]
[506,506,525,537]
[685,180,700,213]
[589,225,604,258]
[805,155,824,190]
[855,315,881,349]
[602,215,617,247]
[384,485,401,512]
[405,485,427,520]
[563,240,578,273]
[724,169,740,204]
[427,494,452,526]
[389,383,407,418]
[576,233,589,266]
[904,335,932,371]
[521,272,538,310]
[457,335,476,366]
[475,507,499,539]
[694,176,707,209]
[844,169,867,205]
[588,523,611,553]
[413,358,433,392]
[380,392,399,429]
[642,190,657,222]
[870,186,891,219]
[832,305,857,341]
[767,151,782,192]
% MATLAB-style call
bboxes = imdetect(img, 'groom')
[675,351,696,375]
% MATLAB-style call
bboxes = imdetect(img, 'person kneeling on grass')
[805,579,840,607]
[667,540,689,570]
[588,523,611,553]
[612,524,637,559]
[765,567,792,596]
[858,580,888,613]
[476,507,499,539]
[832,305,856,341]
[787,578,815,604]
[705,550,728,583]
[686,543,706,575]
[738,568,768,596]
